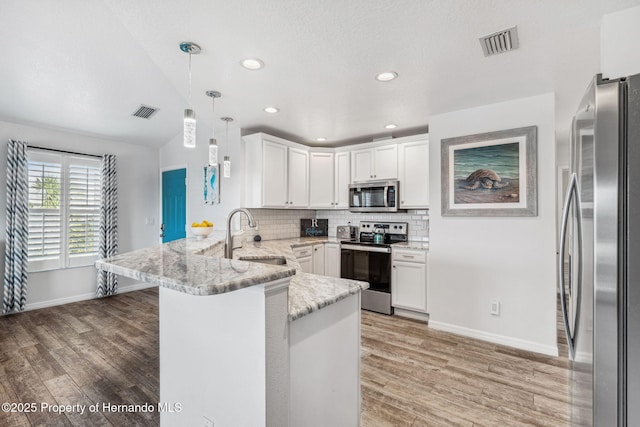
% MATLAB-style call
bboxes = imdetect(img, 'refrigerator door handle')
[558,172,583,360]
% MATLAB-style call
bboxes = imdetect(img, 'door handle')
[383,186,389,208]
[160,223,165,238]
[558,172,583,360]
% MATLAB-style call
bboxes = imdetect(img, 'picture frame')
[441,126,537,217]
[204,164,220,204]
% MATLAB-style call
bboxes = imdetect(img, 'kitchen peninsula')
[95,231,368,427]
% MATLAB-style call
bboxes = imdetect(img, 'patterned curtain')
[96,154,118,297]
[3,140,29,314]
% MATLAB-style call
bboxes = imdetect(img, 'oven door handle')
[383,186,389,208]
[341,244,391,253]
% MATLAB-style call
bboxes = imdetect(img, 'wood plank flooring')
[0,288,572,426]
[360,311,572,427]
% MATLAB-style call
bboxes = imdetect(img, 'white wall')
[0,120,159,310]
[601,5,640,79]
[427,93,558,356]
[159,124,243,235]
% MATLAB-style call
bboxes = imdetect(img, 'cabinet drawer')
[392,248,426,263]
[293,246,313,259]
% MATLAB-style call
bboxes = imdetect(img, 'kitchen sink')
[237,256,287,266]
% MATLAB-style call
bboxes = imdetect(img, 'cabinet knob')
[370,175,373,178]
[392,265,396,268]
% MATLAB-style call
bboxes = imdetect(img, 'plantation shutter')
[67,157,101,266]
[27,152,63,271]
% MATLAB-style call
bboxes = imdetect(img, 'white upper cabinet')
[398,139,429,208]
[351,149,373,182]
[262,140,289,207]
[309,152,335,208]
[309,151,351,209]
[244,132,428,210]
[351,143,397,182]
[243,134,309,209]
[288,147,309,207]
[334,151,350,208]
[372,145,398,180]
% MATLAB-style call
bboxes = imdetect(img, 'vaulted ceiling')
[1,0,639,148]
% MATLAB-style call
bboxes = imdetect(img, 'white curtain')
[3,140,29,313]
[96,154,118,297]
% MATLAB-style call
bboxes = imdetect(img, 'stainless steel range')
[340,221,408,315]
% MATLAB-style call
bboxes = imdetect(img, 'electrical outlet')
[145,216,155,225]
[203,416,214,427]
[490,300,501,316]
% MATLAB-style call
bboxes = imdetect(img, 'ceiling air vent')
[131,104,159,119]
[479,26,519,57]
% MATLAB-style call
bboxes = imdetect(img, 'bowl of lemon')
[191,220,214,239]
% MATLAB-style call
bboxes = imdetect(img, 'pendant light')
[220,117,233,178]
[180,42,201,148]
[205,90,221,165]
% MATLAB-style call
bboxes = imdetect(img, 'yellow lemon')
[191,222,200,227]
[200,221,208,227]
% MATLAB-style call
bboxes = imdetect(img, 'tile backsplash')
[242,208,429,242]
[241,209,316,241]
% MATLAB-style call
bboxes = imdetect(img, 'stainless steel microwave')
[348,180,401,212]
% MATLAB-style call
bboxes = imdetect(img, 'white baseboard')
[393,308,429,323]
[24,282,156,312]
[428,320,559,357]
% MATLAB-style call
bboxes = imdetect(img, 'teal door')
[162,168,187,243]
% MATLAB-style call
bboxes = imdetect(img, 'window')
[27,150,102,271]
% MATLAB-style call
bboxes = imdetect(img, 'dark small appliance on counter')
[300,218,328,237]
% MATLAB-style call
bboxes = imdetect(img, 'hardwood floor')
[0,288,571,426]
[0,288,159,427]
[360,311,572,427]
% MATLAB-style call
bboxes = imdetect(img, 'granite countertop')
[392,240,430,251]
[95,232,368,321]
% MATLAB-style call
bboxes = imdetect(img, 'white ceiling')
[1,0,639,148]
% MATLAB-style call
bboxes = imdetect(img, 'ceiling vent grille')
[479,26,519,57]
[131,105,159,119]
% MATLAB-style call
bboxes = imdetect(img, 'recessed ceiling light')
[241,58,265,70]
[375,71,398,82]
[316,137,327,142]
[385,124,398,129]
[264,106,279,114]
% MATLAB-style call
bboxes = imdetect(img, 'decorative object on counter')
[300,218,328,237]
[441,126,537,217]
[180,41,201,148]
[191,220,214,239]
[221,117,233,178]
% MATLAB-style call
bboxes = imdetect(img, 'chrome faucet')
[225,208,257,258]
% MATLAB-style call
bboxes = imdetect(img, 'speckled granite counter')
[95,232,368,321]
[392,240,430,250]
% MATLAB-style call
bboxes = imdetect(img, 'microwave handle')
[383,186,389,207]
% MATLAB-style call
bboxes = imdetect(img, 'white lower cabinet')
[391,248,427,313]
[294,242,340,276]
[324,243,341,278]
[312,244,325,275]
[294,245,313,274]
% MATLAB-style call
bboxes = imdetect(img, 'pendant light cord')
[188,53,192,107]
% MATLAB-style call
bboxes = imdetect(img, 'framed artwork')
[204,164,220,204]
[441,126,537,217]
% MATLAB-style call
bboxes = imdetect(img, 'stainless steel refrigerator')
[559,73,640,426]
